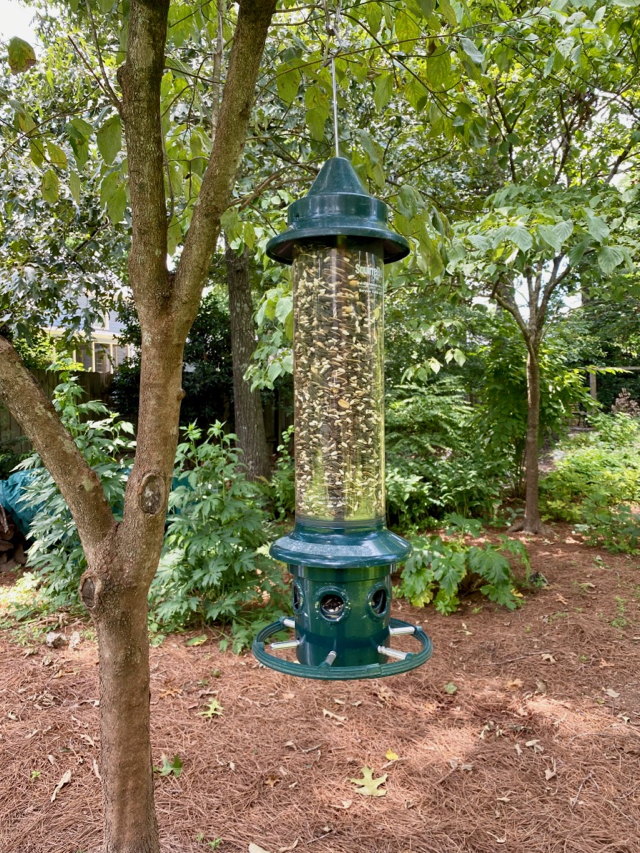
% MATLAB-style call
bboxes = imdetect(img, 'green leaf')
[70,117,94,139]
[275,295,293,324]
[29,139,45,168]
[186,634,208,646]
[97,115,122,165]
[538,220,573,254]
[41,169,59,204]
[396,9,422,47]
[509,225,533,252]
[597,246,624,275]
[305,107,326,142]
[46,140,68,169]
[276,62,301,105]
[8,37,36,74]
[374,72,394,112]
[155,754,183,778]
[585,212,609,243]
[69,170,81,205]
[459,37,484,65]
[106,185,127,223]
[167,216,182,255]
[438,0,458,26]
[426,47,452,89]
[398,185,419,219]
[444,681,458,694]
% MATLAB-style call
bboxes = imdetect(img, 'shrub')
[399,514,529,614]
[14,373,284,649]
[149,423,287,650]
[262,425,295,519]
[18,370,135,609]
[385,378,509,524]
[540,413,640,523]
[540,413,640,553]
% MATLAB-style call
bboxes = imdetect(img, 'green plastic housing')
[255,158,431,680]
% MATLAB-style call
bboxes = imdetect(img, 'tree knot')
[138,471,166,516]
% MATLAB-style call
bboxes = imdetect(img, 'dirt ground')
[1,525,639,853]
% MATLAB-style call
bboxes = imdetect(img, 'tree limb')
[0,337,115,561]
[174,0,278,334]
[117,0,170,315]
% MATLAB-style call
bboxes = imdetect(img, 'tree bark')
[523,346,543,533]
[225,244,271,480]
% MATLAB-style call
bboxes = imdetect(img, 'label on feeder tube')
[292,240,385,522]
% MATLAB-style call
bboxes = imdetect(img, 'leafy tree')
[442,0,640,532]
[0,3,277,850]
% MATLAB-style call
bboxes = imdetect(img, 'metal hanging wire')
[324,0,343,158]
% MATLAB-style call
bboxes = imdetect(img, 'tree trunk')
[85,566,159,853]
[225,244,271,480]
[523,347,543,533]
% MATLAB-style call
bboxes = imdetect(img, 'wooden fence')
[0,369,113,455]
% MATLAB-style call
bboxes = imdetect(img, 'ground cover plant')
[399,514,530,614]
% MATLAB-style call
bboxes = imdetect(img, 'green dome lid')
[266,157,410,265]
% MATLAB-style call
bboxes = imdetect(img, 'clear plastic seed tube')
[292,238,385,522]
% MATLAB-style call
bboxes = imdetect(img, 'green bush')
[399,514,529,614]
[540,413,640,523]
[15,373,285,649]
[149,423,287,650]
[540,413,640,553]
[18,370,136,609]
[262,425,295,520]
[385,378,509,524]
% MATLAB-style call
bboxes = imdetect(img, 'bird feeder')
[253,157,432,680]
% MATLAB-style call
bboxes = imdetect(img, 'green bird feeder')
[253,157,433,680]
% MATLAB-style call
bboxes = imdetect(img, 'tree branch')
[117,0,170,315]
[174,0,278,332]
[0,337,115,560]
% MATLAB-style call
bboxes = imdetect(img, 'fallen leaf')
[199,698,224,719]
[186,635,207,646]
[515,744,522,756]
[599,659,614,668]
[555,594,568,605]
[385,749,399,761]
[525,740,544,753]
[349,766,387,797]
[45,632,67,649]
[339,800,352,809]
[322,708,346,722]
[265,774,280,788]
[249,845,270,853]
[92,759,101,780]
[604,688,620,699]
[506,679,523,690]
[282,692,295,701]
[545,760,557,781]
[541,654,556,663]
[51,769,71,802]
[278,841,299,853]
[444,682,458,695]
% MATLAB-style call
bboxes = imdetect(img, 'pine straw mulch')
[1,525,640,853]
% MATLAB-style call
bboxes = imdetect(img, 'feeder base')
[253,617,433,681]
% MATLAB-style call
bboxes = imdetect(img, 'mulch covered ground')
[1,525,639,853]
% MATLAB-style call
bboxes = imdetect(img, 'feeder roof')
[266,157,410,265]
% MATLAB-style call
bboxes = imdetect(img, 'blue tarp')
[0,472,38,537]
[0,469,195,538]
